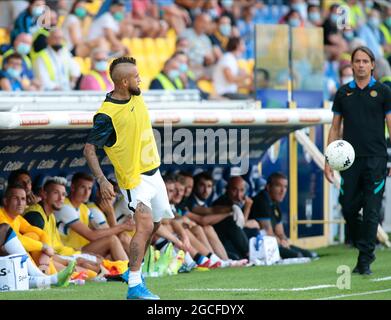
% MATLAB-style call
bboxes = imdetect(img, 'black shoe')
[358,265,372,275]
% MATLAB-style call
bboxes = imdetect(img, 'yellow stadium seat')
[57,15,65,28]
[129,38,144,56]
[85,0,103,15]
[143,38,156,56]
[0,28,10,46]
[197,80,215,94]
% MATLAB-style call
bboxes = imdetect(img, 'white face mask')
[342,76,354,85]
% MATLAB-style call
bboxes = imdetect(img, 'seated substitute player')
[249,172,318,259]
[54,172,132,261]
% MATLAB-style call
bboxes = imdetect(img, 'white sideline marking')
[371,276,391,282]
[317,289,391,300]
[176,284,336,292]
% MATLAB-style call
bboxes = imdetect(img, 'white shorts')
[120,169,174,223]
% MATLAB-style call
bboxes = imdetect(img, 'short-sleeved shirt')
[212,52,239,95]
[55,202,93,235]
[332,77,391,157]
[87,12,120,41]
[185,193,213,211]
[87,203,108,229]
[249,190,282,230]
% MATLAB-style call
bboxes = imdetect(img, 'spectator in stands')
[0,223,76,288]
[87,0,128,57]
[237,6,257,59]
[175,0,207,22]
[249,172,318,259]
[209,15,234,58]
[180,13,218,80]
[0,184,55,273]
[1,33,34,80]
[186,172,249,260]
[7,169,41,206]
[172,51,209,99]
[289,0,308,21]
[54,172,132,261]
[380,6,391,65]
[0,1,28,31]
[178,171,194,199]
[23,176,102,277]
[357,8,385,59]
[79,48,113,91]
[307,4,323,27]
[374,57,391,88]
[31,8,58,61]
[0,53,38,91]
[33,28,81,90]
[212,36,253,100]
[322,4,349,62]
[131,0,167,38]
[149,57,183,90]
[219,0,239,27]
[280,9,304,28]
[157,0,191,35]
[339,63,354,86]
[11,0,46,42]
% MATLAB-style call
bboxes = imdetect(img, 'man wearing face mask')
[79,48,113,91]
[380,7,391,63]
[0,53,28,91]
[209,15,232,57]
[307,4,322,27]
[1,33,38,88]
[11,0,46,43]
[357,8,384,59]
[33,28,80,90]
[88,0,128,57]
[149,58,183,90]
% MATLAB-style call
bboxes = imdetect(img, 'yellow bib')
[97,94,160,189]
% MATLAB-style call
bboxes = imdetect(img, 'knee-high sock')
[4,230,58,284]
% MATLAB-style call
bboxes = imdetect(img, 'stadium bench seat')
[0,28,10,46]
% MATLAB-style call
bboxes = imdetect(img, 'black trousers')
[278,245,314,259]
[213,217,249,260]
[340,157,387,266]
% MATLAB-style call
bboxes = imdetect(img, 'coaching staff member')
[325,46,391,275]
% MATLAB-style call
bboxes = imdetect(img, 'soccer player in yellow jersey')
[84,56,174,300]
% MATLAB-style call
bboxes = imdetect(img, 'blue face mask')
[309,12,321,23]
[208,9,219,19]
[75,7,87,19]
[7,68,22,79]
[219,24,231,37]
[179,63,188,74]
[344,30,354,40]
[368,17,380,29]
[291,3,307,16]
[289,18,301,28]
[16,43,31,55]
[168,69,180,80]
[32,6,44,18]
[330,13,339,24]
[221,0,233,9]
[95,60,108,72]
[113,11,124,22]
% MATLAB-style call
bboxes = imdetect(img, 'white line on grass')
[176,284,336,292]
[371,276,391,282]
[316,289,391,300]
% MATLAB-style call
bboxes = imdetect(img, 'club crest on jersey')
[370,90,377,97]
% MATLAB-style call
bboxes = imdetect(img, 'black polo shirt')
[249,190,282,230]
[332,77,391,157]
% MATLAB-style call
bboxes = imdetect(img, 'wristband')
[96,175,107,184]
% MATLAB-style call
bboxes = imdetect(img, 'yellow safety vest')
[3,48,32,69]
[25,203,79,256]
[59,198,91,251]
[37,49,69,82]
[96,94,160,189]
[30,28,50,62]
[380,24,391,44]
[156,73,183,90]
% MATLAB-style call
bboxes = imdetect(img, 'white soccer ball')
[325,140,355,171]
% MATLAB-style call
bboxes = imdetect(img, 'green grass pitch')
[1,245,391,300]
